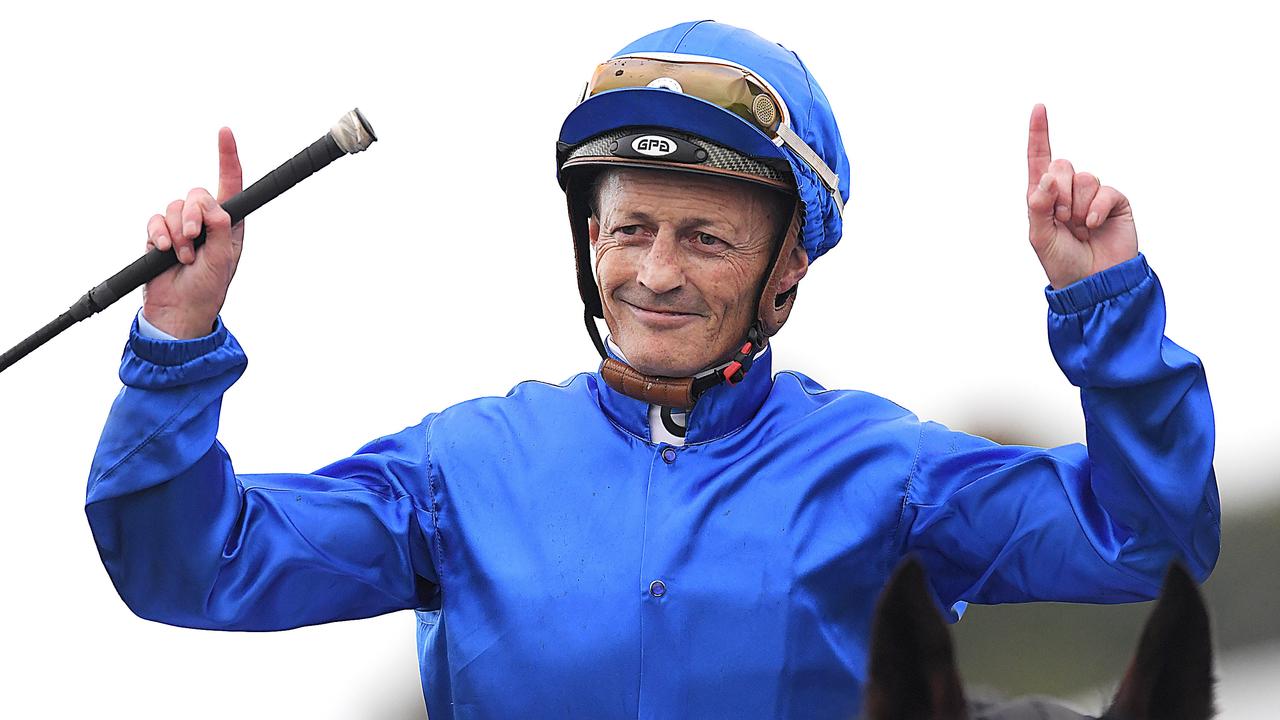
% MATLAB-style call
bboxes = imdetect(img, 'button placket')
[640,442,684,717]
[650,449,676,600]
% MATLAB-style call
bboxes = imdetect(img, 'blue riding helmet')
[556,20,851,264]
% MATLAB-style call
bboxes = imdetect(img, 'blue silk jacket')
[86,254,1219,719]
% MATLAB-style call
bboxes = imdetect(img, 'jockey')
[86,20,1219,719]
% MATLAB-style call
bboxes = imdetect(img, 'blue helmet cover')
[557,20,851,262]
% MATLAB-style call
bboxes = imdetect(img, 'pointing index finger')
[217,127,243,204]
[1027,104,1052,196]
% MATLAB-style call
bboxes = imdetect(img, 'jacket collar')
[594,340,775,444]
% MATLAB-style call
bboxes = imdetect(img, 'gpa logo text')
[632,135,677,157]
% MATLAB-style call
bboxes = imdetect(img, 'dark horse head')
[863,559,1215,720]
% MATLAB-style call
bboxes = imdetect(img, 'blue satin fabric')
[86,253,1218,719]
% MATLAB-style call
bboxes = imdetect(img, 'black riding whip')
[0,108,378,374]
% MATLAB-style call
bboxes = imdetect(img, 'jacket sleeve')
[85,316,440,631]
[898,253,1220,616]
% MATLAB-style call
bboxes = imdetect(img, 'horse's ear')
[1105,562,1215,720]
[864,557,967,720]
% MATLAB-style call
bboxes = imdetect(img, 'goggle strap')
[776,124,844,216]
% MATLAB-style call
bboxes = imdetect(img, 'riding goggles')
[581,52,844,216]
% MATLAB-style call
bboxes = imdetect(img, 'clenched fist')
[142,127,245,339]
[1025,104,1138,289]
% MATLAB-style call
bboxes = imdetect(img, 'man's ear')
[864,557,968,720]
[588,215,601,247]
[1104,563,1215,720]
[757,211,809,337]
[776,236,809,300]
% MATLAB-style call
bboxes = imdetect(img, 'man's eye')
[617,225,640,236]
[697,233,721,246]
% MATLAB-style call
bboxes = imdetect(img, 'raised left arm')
[898,107,1220,613]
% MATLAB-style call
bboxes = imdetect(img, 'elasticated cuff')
[128,314,227,366]
[1045,253,1152,315]
[120,314,246,390]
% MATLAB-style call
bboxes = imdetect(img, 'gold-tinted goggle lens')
[578,54,844,217]
[585,56,786,136]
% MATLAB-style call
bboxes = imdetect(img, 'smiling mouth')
[623,301,700,317]
[621,301,705,328]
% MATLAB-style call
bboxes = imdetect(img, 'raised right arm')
[87,129,437,631]
[86,316,439,630]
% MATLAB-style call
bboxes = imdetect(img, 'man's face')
[588,167,799,378]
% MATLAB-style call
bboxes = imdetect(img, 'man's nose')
[636,232,685,295]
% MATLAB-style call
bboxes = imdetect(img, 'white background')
[0,1,1275,717]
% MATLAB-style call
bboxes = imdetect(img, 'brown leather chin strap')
[601,358,700,408]
[598,203,804,408]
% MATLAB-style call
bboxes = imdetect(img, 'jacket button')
[661,447,677,464]
[649,579,667,598]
